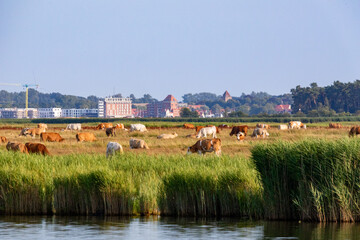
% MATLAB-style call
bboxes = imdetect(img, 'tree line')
[291,80,360,114]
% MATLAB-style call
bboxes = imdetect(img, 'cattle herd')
[0,121,360,158]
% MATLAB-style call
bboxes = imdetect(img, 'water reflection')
[0,216,358,240]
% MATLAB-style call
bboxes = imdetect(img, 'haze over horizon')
[1,0,360,100]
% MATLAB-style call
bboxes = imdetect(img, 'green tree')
[180,108,199,118]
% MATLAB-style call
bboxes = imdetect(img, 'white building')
[0,108,38,119]
[38,108,62,118]
[98,97,132,118]
[62,109,98,118]
[98,100,105,117]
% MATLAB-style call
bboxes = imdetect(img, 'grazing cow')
[25,142,50,156]
[236,132,245,141]
[195,126,205,133]
[19,128,30,136]
[196,126,217,138]
[130,124,147,132]
[25,127,46,138]
[218,124,230,129]
[329,123,342,128]
[114,123,125,129]
[349,126,360,137]
[6,142,28,154]
[129,138,149,149]
[187,138,222,156]
[37,123,48,129]
[76,132,97,142]
[229,125,249,137]
[0,136,8,143]
[288,121,305,129]
[106,142,123,158]
[278,125,288,130]
[65,123,82,131]
[251,128,270,138]
[96,123,113,130]
[206,125,220,133]
[256,123,270,129]
[157,133,178,139]
[40,132,65,142]
[105,127,116,137]
[183,123,195,129]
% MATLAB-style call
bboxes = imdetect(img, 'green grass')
[252,138,360,222]
[0,151,262,217]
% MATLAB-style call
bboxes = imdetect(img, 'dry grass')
[0,122,355,157]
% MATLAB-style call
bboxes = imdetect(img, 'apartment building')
[98,97,132,118]
[38,108,62,118]
[62,109,98,118]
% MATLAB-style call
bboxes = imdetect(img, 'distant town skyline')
[1,1,360,99]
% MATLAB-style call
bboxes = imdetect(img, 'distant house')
[275,104,291,113]
[223,91,232,102]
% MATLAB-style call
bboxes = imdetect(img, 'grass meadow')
[0,121,359,221]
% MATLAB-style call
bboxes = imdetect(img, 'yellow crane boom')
[0,83,39,118]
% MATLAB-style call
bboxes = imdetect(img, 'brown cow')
[218,124,230,129]
[6,142,28,154]
[37,123,48,129]
[96,123,113,130]
[0,136,8,143]
[25,142,50,156]
[114,123,125,129]
[40,132,65,142]
[195,126,205,133]
[76,132,97,142]
[184,123,195,129]
[187,138,222,156]
[329,123,342,128]
[25,128,46,137]
[229,125,249,137]
[105,127,116,137]
[349,126,360,137]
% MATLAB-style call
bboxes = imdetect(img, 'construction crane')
[0,83,39,118]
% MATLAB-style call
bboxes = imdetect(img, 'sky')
[1,0,360,101]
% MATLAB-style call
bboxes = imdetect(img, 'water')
[0,216,358,240]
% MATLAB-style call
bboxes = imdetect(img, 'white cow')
[196,126,217,138]
[129,138,149,149]
[65,123,82,131]
[106,142,123,158]
[288,121,304,129]
[236,132,245,141]
[278,125,289,130]
[130,124,147,132]
[157,133,178,139]
[252,128,269,138]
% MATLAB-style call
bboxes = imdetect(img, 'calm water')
[0,216,359,240]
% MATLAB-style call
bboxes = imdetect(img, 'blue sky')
[1,0,360,100]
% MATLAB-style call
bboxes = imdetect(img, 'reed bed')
[252,138,360,222]
[0,151,262,217]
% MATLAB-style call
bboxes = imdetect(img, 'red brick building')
[146,95,180,117]
[98,97,132,118]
